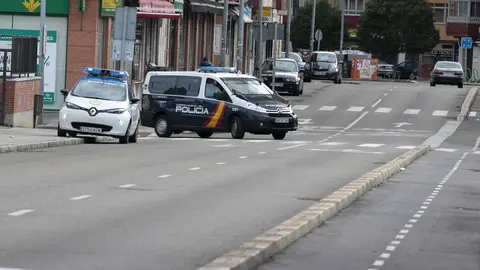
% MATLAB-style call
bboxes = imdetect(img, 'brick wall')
[0,78,40,115]
[66,0,100,89]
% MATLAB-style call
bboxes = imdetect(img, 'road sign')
[315,29,323,41]
[461,37,473,49]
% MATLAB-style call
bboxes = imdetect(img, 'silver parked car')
[429,61,464,88]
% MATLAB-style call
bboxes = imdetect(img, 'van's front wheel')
[272,131,287,140]
[155,115,173,137]
[230,116,245,139]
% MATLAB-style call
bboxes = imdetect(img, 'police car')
[141,66,298,140]
[57,68,141,144]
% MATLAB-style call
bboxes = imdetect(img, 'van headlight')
[247,103,267,113]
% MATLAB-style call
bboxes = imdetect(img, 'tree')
[291,1,348,51]
[357,0,440,60]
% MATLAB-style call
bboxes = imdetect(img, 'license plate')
[315,71,327,75]
[80,126,102,133]
[273,83,283,87]
[275,118,289,123]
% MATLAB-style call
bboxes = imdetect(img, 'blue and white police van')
[57,68,141,144]
[140,67,298,140]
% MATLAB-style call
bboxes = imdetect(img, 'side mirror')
[131,97,141,104]
[60,89,69,96]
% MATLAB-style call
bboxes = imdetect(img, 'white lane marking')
[239,156,248,159]
[170,138,195,141]
[344,111,368,131]
[375,107,392,113]
[418,210,425,213]
[373,260,384,266]
[347,106,365,112]
[404,109,420,115]
[209,139,230,142]
[435,148,457,152]
[409,219,418,223]
[189,167,201,171]
[421,206,428,209]
[70,195,92,201]
[371,99,382,108]
[405,224,413,228]
[396,145,416,150]
[216,162,226,165]
[212,144,235,147]
[472,136,480,151]
[8,209,34,216]
[292,105,309,110]
[474,151,480,155]
[395,234,405,239]
[386,246,396,251]
[277,144,307,151]
[259,152,266,154]
[432,110,449,116]
[244,139,271,143]
[414,213,422,218]
[384,93,388,96]
[391,241,401,245]
[319,142,348,146]
[319,106,337,111]
[308,148,384,154]
[399,229,409,234]
[469,111,477,117]
[119,184,136,188]
[158,174,171,178]
[281,140,311,144]
[358,143,384,148]
[380,253,391,259]
[298,119,312,125]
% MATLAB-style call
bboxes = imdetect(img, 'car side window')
[148,75,177,94]
[205,78,229,101]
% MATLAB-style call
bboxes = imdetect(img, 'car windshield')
[281,52,303,62]
[70,79,127,101]
[436,62,462,69]
[262,60,297,72]
[222,77,274,95]
[316,53,337,63]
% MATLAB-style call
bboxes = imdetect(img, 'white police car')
[140,66,298,140]
[57,68,141,144]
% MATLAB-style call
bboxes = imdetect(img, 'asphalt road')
[0,80,470,270]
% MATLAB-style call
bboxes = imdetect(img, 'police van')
[140,67,298,140]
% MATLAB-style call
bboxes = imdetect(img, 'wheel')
[68,131,77,137]
[84,137,96,144]
[293,85,300,96]
[272,131,287,140]
[304,74,312,82]
[409,73,416,80]
[119,121,132,144]
[57,124,67,137]
[197,131,214,138]
[430,80,435,87]
[230,116,245,139]
[128,127,138,143]
[154,115,172,137]
[458,82,463,88]
[337,77,342,84]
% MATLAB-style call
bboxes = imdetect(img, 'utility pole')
[285,0,291,58]
[309,0,316,54]
[221,0,228,66]
[339,0,344,54]
[38,0,46,125]
[237,0,245,71]
[272,12,277,92]
[257,0,263,79]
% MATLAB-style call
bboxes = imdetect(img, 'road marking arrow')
[393,122,412,128]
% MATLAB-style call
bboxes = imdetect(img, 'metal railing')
[447,16,480,23]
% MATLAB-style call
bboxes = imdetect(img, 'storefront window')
[471,1,480,17]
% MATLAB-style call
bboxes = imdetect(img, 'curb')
[197,144,430,270]
[0,137,115,154]
[457,86,479,121]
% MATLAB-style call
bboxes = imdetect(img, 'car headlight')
[104,108,127,114]
[329,64,338,71]
[247,102,267,113]
[65,102,84,110]
[285,77,297,82]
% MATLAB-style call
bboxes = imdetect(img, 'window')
[471,1,480,17]
[436,61,462,69]
[205,78,229,101]
[345,0,364,15]
[449,0,469,17]
[222,78,275,96]
[147,76,201,96]
[432,3,448,23]
[315,53,337,63]
[281,52,303,62]
[70,80,127,101]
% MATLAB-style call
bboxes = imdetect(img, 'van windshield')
[71,79,127,101]
[222,78,274,95]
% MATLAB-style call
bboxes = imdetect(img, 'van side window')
[176,76,201,96]
[205,78,229,101]
[148,76,176,94]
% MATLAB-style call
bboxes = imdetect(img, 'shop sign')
[0,29,58,105]
[101,0,124,17]
[253,6,273,22]
[348,28,357,38]
[0,0,68,15]
[174,0,184,12]
[351,58,378,80]
[423,48,453,57]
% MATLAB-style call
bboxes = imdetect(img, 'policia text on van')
[140,67,299,140]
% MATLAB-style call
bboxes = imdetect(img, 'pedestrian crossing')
[291,104,477,117]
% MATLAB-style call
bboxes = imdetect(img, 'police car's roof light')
[197,66,238,73]
[83,68,129,79]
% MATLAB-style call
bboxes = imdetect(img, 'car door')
[201,77,232,131]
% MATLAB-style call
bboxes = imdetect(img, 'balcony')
[446,0,480,36]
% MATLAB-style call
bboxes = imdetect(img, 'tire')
[293,86,300,96]
[272,131,287,140]
[430,81,435,87]
[197,131,214,138]
[458,82,463,88]
[338,77,342,84]
[119,121,132,144]
[57,124,67,137]
[68,131,77,137]
[154,115,173,138]
[230,116,245,139]
[409,73,416,80]
[129,127,138,143]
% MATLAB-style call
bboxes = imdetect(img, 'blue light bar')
[197,66,238,73]
[83,68,129,79]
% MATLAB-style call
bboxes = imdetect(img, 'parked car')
[308,51,343,84]
[377,61,395,79]
[261,58,304,96]
[395,60,418,80]
[281,52,312,82]
[429,61,464,88]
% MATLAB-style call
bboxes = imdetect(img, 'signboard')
[351,58,378,80]
[213,24,222,55]
[101,0,124,17]
[0,0,69,15]
[315,29,322,41]
[253,7,274,22]
[461,37,472,49]
[0,29,58,105]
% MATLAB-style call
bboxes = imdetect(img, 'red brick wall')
[0,78,40,114]
[66,0,100,89]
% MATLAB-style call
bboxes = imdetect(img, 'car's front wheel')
[458,82,463,88]
[129,127,138,143]
[230,116,245,139]
[57,124,67,137]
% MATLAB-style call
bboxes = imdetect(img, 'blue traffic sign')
[461,37,473,49]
